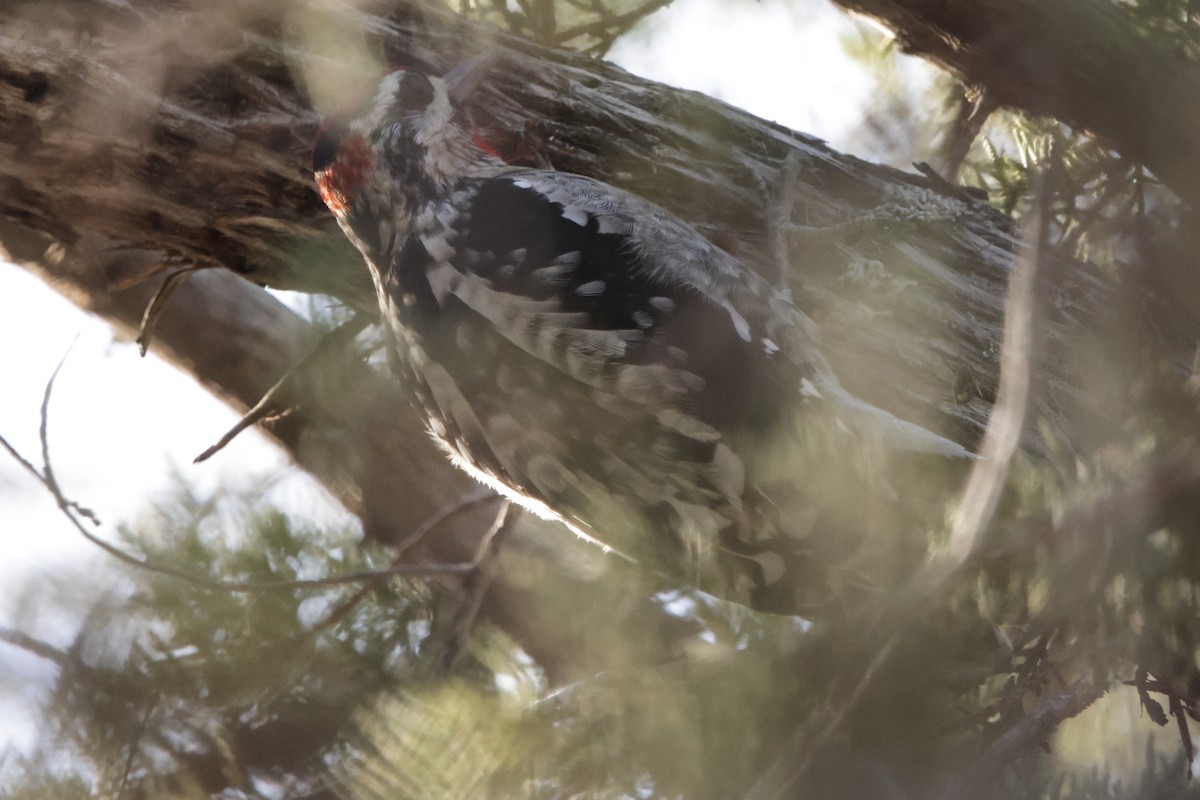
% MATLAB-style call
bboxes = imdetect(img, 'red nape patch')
[472,128,503,160]
[316,133,371,214]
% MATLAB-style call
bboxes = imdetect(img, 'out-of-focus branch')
[831,0,1200,207]
[0,625,67,664]
[941,673,1107,799]
[942,162,1053,573]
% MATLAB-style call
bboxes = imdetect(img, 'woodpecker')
[313,54,970,613]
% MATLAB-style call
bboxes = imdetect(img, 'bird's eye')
[312,124,343,172]
[396,72,435,112]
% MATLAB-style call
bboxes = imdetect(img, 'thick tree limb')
[832,0,1200,207]
[0,0,1118,453]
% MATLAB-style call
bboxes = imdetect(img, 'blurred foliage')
[1118,0,1200,61]
[840,26,964,168]
[5,0,1200,798]
[0,751,93,800]
[920,0,1200,792]
[457,0,674,54]
[1,479,436,798]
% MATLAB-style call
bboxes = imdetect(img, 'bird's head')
[313,52,502,219]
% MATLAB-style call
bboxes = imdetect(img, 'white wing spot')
[762,337,780,355]
[532,262,576,286]
[720,300,752,342]
[511,178,533,189]
[666,346,688,363]
[649,296,675,312]
[575,280,606,297]
[455,324,473,351]
[800,377,822,398]
[751,552,787,586]
[632,310,654,329]
[561,206,589,226]
[423,234,453,262]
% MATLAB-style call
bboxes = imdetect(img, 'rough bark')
[832,0,1200,207]
[0,0,1114,444]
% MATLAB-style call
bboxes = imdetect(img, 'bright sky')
[608,0,874,139]
[0,0,910,761]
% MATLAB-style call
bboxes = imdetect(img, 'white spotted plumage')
[313,55,972,614]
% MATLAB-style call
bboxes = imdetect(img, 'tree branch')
[831,0,1200,207]
[0,0,1123,456]
[941,672,1107,799]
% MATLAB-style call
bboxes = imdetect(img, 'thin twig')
[0,366,506,594]
[937,150,1055,576]
[0,626,68,664]
[552,0,673,44]
[117,694,159,800]
[312,489,501,631]
[743,634,901,800]
[136,265,213,356]
[1171,694,1194,779]
[939,89,998,181]
[393,488,498,556]
[0,427,45,484]
[1128,669,1197,778]
[194,314,371,463]
[748,163,1058,797]
[439,500,515,673]
[38,343,101,525]
[757,154,801,296]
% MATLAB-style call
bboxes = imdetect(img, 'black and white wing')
[380,170,813,590]
[382,168,967,607]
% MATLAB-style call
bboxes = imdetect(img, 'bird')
[312,52,971,614]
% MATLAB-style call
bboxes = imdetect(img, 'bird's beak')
[444,50,502,104]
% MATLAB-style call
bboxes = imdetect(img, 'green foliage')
[0,752,93,800]
[834,1,1200,794]
[840,26,966,168]
[1119,0,1200,61]
[2,479,433,798]
[457,0,673,54]
[338,600,820,800]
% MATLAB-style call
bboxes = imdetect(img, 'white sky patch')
[608,0,874,146]
[0,270,331,575]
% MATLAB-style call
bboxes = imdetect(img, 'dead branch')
[2,359,512,594]
[194,313,371,463]
[0,625,68,664]
[137,265,215,356]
